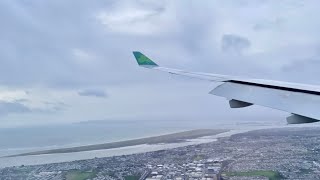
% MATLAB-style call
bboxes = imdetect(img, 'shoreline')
[0,129,250,168]
[7,129,229,157]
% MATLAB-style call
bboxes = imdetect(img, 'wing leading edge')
[133,51,320,124]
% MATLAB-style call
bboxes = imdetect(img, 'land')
[225,170,284,180]
[65,170,97,180]
[2,127,320,179]
[8,129,228,157]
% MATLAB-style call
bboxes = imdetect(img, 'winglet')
[133,51,158,68]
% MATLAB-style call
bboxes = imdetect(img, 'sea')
[0,119,283,168]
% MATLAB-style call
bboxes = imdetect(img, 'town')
[1,127,320,180]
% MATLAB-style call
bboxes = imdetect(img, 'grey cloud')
[42,101,69,112]
[253,18,285,31]
[13,98,30,103]
[0,0,116,87]
[0,0,291,88]
[0,101,31,116]
[0,100,67,117]
[78,89,108,98]
[0,0,221,88]
[0,0,319,89]
[221,34,251,54]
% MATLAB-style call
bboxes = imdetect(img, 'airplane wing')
[133,51,320,124]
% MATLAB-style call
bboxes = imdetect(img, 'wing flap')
[229,99,253,108]
[286,114,320,124]
[211,82,320,121]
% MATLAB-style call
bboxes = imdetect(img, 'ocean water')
[0,119,280,151]
[0,119,283,168]
[0,120,213,154]
[0,130,246,168]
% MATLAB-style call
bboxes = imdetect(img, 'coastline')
[0,129,249,168]
[7,129,229,157]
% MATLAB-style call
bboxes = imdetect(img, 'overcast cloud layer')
[0,0,320,127]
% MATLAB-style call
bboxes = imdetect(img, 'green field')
[226,170,284,180]
[65,170,96,180]
[124,175,140,180]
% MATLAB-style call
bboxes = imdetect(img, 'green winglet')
[133,51,158,67]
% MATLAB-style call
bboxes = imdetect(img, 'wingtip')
[132,51,141,57]
[132,51,158,67]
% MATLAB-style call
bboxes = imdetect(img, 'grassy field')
[226,170,284,180]
[65,170,96,180]
[124,175,140,180]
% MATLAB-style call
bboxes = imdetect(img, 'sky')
[1,0,320,128]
